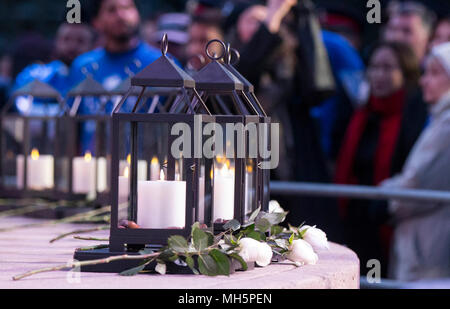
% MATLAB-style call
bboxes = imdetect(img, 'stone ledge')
[0,217,359,289]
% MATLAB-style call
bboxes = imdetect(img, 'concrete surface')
[0,216,360,289]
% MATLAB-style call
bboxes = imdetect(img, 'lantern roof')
[67,75,107,97]
[12,79,61,99]
[193,61,244,92]
[192,39,244,92]
[131,34,195,88]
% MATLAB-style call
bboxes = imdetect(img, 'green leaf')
[192,228,210,252]
[255,218,271,233]
[246,230,262,241]
[224,234,238,246]
[229,253,248,271]
[275,239,289,250]
[185,255,200,275]
[271,225,284,236]
[248,206,261,223]
[119,259,150,276]
[190,222,201,237]
[242,223,255,235]
[299,226,309,239]
[289,233,295,245]
[261,211,288,226]
[209,249,230,276]
[198,254,218,276]
[223,219,241,231]
[168,235,189,253]
[158,249,178,262]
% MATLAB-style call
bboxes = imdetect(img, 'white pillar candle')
[137,160,147,181]
[213,164,235,221]
[16,149,54,190]
[97,157,108,192]
[120,154,147,181]
[72,151,96,194]
[137,170,186,229]
[150,156,160,181]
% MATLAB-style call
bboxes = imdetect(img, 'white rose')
[238,238,273,267]
[286,239,318,265]
[155,263,166,275]
[299,225,329,251]
[269,200,284,213]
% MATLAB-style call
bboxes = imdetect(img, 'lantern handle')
[205,39,226,61]
[225,43,240,66]
[161,33,169,56]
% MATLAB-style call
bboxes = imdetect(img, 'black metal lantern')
[74,35,216,272]
[62,75,112,205]
[222,45,271,216]
[0,79,66,199]
[191,40,270,229]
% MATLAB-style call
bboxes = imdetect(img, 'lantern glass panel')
[244,158,257,220]
[20,118,56,191]
[197,157,214,227]
[116,119,189,230]
[1,117,24,188]
[55,116,70,193]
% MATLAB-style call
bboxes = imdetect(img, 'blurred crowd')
[0,0,449,282]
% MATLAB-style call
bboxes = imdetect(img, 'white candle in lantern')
[16,148,54,190]
[120,154,148,181]
[97,157,108,192]
[72,151,96,194]
[213,164,235,221]
[137,170,186,229]
[150,156,160,181]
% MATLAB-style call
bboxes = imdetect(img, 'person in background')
[11,22,94,116]
[381,42,450,281]
[151,13,191,66]
[429,16,450,50]
[335,41,427,276]
[0,50,12,110]
[383,1,436,63]
[69,0,164,92]
[317,3,364,51]
[186,11,225,69]
[13,22,95,96]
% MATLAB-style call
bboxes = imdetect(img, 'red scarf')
[335,89,406,217]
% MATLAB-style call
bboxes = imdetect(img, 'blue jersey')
[69,41,164,91]
[69,41,174,153]
[14,60,70,94]
[13,60,69,115]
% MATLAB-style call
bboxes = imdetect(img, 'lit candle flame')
[84,151,92,162]
[247,165,253,173]
[160,169,165,181]
[31,148,39,160]
[127,154,131,165]
[151,156,159,165]
[225,159,231,169]
[216,155,224,164]
[124,166,129,178]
